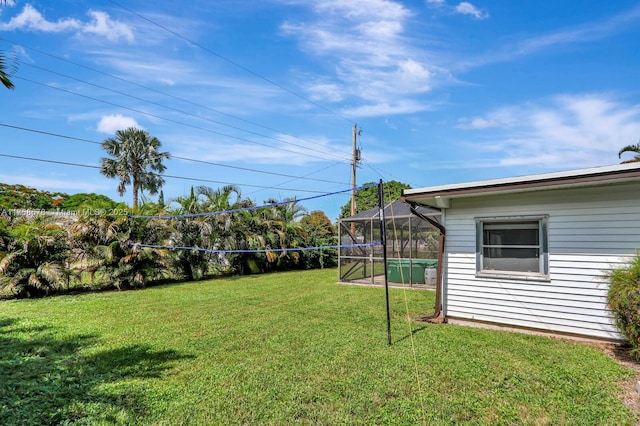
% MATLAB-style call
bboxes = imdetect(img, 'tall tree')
[619,142,640,163]
[100,127,170,209]
[0,183,66,210]
[300,210,338,269]
[301,210,335,239]
[339,180,411,218]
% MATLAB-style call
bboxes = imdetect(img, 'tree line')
[0,185,337,298]
[0,127,339,298]
[0,125,405,299]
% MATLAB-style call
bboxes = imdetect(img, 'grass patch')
[0,268,636,424]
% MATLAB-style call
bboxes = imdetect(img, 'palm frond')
[618,143,640,163]
[27,272,43,288]
[0,251,21,274]
[37,262,65,284]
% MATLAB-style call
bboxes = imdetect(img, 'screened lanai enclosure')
[338,199,441,287]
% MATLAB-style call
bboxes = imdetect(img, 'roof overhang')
[402,163,640,208]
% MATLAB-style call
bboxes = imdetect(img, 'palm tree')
[68,210,129,286]
[111,241,169,289]
[70,211,170,289]
[100,127,170,210]
[195,184,241,211]
[0,216,72,297]
[166,185,237,279]
[257,198,308,269]
[619,142,640,163]
[195,184,242,236]
[0,50,16,90]
[172,186,199,214]
[0,1,17,90]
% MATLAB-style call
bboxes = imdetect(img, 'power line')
[130,183,377,219]
[131,242,378,254]
[0,123,99,145]
[14,75,340,162]
[2,37,338,151]
[0,123,348,186]
[107,0,356,125]
[19,61,348,161]
[0,153,98,171]
[1,9,364,196]
[173,156,348,186]
[244,160,350,196]
[362,159,418,187]
[0,153,331,194]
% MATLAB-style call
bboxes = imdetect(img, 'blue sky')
[1,0,639,219]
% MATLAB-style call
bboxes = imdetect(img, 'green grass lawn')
[0,268,636,425]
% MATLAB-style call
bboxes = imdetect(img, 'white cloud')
[457,117,499,129]
[425,0,488,20]
[358,19,403,39]
[11,44,29,62]
[396,59,431,89]
[97,115,142,134]
[94,52,199,85]
[306,81,343,102]
[82,10,134,43]
[0,5,134,42]
[310,0,411,21]
[515,6,640,55]
[454,2,489,20]
[459,4,640,70]
[343,99,431,117]
[458,94,640,169]
[281,0,442,117]
[0,4,80,32]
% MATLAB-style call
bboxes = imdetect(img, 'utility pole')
[350,124,361,218]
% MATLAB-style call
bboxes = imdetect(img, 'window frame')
[475,215,549,281]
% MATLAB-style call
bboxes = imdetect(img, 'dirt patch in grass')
[595,342,640,419]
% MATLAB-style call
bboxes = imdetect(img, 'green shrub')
[607,254,640,357]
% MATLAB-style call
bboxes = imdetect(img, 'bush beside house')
[607,254,640,357]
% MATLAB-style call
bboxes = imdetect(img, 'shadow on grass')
[0,317,192,425]
[392,324,430,345]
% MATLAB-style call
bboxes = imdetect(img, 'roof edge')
[403,162,640,205]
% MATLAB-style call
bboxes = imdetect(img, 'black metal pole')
[378,180,391,345]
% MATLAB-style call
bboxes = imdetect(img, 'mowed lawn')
[0,269,636,425]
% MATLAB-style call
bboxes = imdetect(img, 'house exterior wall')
[442,181,640,340]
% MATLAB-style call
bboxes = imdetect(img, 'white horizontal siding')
[442,181,640,339]
[449,299,611,327]
[447,277,608,299]
[447,311,620,340]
